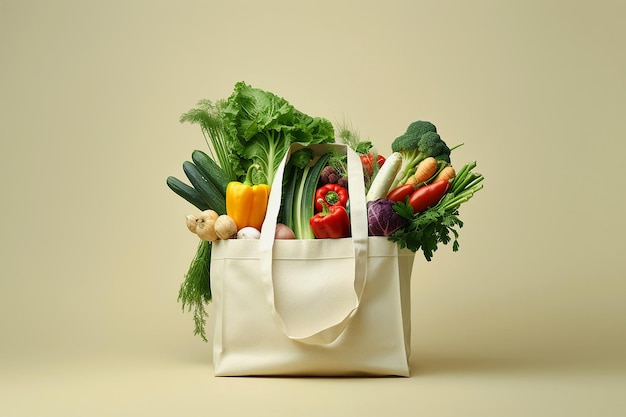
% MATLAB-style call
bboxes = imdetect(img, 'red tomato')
[360,154,386,177]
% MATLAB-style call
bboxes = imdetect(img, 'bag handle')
[259,143,369,345]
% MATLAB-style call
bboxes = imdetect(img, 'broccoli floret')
[390,121,451,187]
[419,131,451,163]
[404,120,438,139]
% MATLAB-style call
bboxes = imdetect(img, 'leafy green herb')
[179,99,241,182]
[390,205,464,261]
[177,240,212,342]
[335,120,373,154]
[389,161,484,261]
[327,147,347,175]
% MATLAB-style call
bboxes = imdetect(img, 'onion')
[274,223,296,239]
[237,226,261,239]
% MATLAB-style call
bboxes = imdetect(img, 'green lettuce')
[223,81,335,186]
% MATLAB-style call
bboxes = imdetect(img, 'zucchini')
[191,150,230,197]
[182,161,227,215]
[166,176,210,211]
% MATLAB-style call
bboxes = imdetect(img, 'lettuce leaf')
[223,81,335,185]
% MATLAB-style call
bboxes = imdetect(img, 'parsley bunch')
[390,161,484,261]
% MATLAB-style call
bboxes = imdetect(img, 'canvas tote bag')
[210,143,416,376]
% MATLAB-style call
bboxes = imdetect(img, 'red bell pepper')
[315,183,349,213]
[386,183,418,203]
[408,179,450,214]
[310,199,351,239]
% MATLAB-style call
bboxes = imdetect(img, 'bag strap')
[259,143,369,345]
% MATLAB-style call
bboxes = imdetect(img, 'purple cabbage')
[367,198,408,236]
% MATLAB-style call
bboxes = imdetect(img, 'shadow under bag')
[210,143,416,376]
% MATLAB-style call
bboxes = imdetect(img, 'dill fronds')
[177,239,212,342]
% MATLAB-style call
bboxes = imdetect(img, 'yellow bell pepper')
[225,165,270,231]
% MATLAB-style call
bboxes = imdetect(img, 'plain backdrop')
[1,1,625,416]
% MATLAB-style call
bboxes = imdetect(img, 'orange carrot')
[433,165,456,183]
[406,157,438,185]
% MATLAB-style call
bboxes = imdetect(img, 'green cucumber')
[191,150,230,197]
[182,161,227,215]
[166,176,210,211]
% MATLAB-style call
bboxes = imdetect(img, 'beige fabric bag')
[210,144,416,376]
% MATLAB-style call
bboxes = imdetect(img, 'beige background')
[1,0,625,416]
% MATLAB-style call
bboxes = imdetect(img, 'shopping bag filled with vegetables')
[166,81,484,343]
